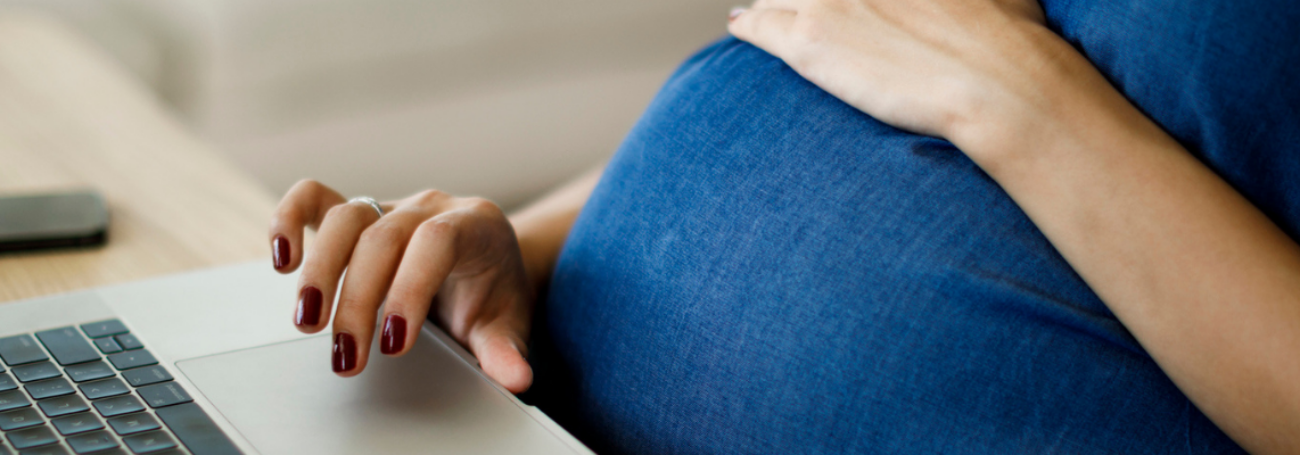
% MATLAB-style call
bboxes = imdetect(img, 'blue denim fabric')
[527,1,1297,453]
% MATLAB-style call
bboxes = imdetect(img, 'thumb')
[470,318,533,393]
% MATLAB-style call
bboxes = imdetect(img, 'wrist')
[941,25,1106,176]
[946,44,1179,202]
[514,229,557,293]
[510,208,577,294]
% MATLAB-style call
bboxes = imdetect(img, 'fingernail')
[296,286,323,327]
[272,235,290,270]
[729,6,746,21]
[333,332,357,373]
[380,314,407,355]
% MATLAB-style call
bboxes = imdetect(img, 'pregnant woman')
[267,0,1300,453]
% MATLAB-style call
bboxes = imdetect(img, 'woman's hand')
[728,0,1076,163]
[268,180,534,393]
[734,1,1300,452]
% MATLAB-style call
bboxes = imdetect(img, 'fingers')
[293,201,383,333]
[438,204,534,392]
[274,184,533,385]
[330,190,452,376]
[728,7,799,57]
[378,201,534,392]
[269,179,346,273]
[470,317,533,393]
[329,210,428,376]
[379,217,461,358]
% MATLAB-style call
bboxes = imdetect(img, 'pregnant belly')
[527,38,1241,455]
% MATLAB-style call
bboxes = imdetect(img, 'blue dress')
[526,0,1299,453]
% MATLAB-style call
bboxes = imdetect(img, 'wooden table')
[0,13,277,302]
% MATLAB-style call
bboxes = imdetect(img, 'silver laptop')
[0,262,592,455]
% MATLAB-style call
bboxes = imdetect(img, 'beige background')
[0,14,274,302]
[0,0,738,208]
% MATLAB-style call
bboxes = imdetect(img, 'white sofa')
[1,0,736,207]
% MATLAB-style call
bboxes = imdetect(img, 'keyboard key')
[35,328,99,367]
[93,339,122,355]
[5,425,57,449]
[106,413,159,436]
[136,383,191,409]
[123,431,176,454]
[121,367,171,388]
[0,408,43,431]
[0,442,10,455]
[155,403,240,455]
[25,378,74,400]
[14,445,69,455]
[0,373,15,391]
[64,362,114,383]
[66,430,118,454]
[37,395,89,417]
[92,395,144,417]
[0,390,31,412]
[79,378,130,400]
[113,335,143,351]
[11,363,60,383]
[51,413,104,435]
[0,335,48,366]
[106,351,156,371]
[80,320,128,339]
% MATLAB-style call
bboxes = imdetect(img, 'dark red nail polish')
[333,332,357,373]
[381,315,407,355]
[272,235,290,270]
[296,286,322,327]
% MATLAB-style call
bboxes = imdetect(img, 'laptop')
[0,262,592,455]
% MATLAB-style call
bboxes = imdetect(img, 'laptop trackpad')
[177,329,575,455]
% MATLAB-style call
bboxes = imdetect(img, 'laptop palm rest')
[176,327,576,455]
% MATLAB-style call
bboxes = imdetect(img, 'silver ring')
[348,196,384,218]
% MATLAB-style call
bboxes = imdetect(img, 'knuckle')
[292,178,320,189]
[279,179,324,213]
[292,178,325,196]
[272,204,301,224]
[323,203,349,219]
[416,217,459,242]
[387,282,429,307]
[333,300,373,325]
[462,197,501,215]
[413,189,448,206]
[335,288,381,316]
[323,204,345,220]
[360,220,406,244]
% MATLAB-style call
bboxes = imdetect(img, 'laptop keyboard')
[0,320,239,455]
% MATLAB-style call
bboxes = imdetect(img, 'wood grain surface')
[0,13,277,303]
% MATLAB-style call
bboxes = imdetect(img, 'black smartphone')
[0,189,109,253]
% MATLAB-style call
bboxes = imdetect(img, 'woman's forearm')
[509,164,604,291]
[955,31,1300,454]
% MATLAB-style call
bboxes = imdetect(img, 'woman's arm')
[730,1,1300,452]
[963,35,1300,453]
[510,164,605,291]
